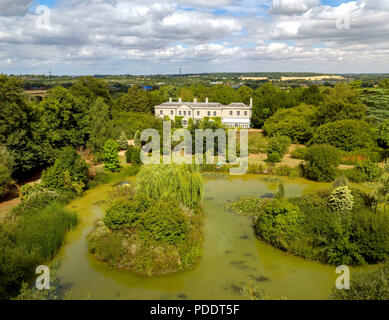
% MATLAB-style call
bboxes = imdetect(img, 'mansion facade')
[155,97,252,128]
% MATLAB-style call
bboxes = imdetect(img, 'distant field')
[280,75,345,81]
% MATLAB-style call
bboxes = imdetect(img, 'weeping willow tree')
[136,164,204,208]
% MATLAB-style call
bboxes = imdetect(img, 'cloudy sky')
[0,0,388,75]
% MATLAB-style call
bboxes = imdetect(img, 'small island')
[88,164,204,276]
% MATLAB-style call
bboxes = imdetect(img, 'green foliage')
[41,147,88,195]
[330,263,389,300]
[0,145,14,197]
[328,186,354,212]
[379,79,389,89]
[103,199,142,230]
[118,131,128,150]
[36,86,89,163]
[355,159,382,182]
[255,189,389,266]
[69,76,112,106]
[136,164,203,208]
[225,196,262,216]
[372,172,389,212]
[266,135,291,157]
[118,86,153,113]
[377,120,389,149]
[103,139,120,172]
[255,199,303,251]
[133,130,141,148]
[303,145,341,182]
[138,200,189,245]
[263,104,317,143]
[87,97,112,156]
[125,145,141,164]
[0,203,78,299]
[315,83,367,125]
[310,120,374,152]
[267,152,281,163]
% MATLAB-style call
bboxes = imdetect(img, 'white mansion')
[155,97,253,128]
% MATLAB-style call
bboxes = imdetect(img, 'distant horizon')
[5,71,389,77]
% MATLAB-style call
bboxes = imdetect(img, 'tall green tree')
[34,87,89,163]
[87,97,112,156]
[104,139,120,172]
[70,76,112,107]
[118,86,152,113]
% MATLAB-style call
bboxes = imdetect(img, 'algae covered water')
[56,175,358,300]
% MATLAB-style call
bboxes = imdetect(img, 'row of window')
[159,110,248,117]
[224,123,250,129]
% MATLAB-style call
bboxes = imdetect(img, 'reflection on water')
[56,175,366,300]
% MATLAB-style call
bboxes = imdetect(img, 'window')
[207,111,211,116]
[182,120,187,126]
[171,110,174,115]
[197,111,200,116]
[183,111,186,116]
[229,111,233,116]
[237,111,240,116]
[160,110,163,115]
[188,111,191,116]
[179,111,182,115]
[244,111,247,116]
[213,111,216,116]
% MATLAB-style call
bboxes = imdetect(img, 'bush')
[303,145,341,182]
[104,139,120,172]
[225,196,262,216]
[41,146,88,195]
[118,131,128,150]
[103,199,143,230]
[290,147,307,160]
[126,146,141,165]
[355,159,381,182]
[136,164,203,208]
[263,104,317,143]
[0,203,78,299]
[255,199,303,251]
[343,168,368,183]
[310,120,374,152]
[328,186,354,212]
[0,164,13,197]
[267,152,281,163]
[329,263,389,300]
[138,200,189,245]
[266,135,291,157]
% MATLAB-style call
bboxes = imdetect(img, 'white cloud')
[0,0,389,74]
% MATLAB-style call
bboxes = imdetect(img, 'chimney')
[250,98,253,108]
[205,97,209,104]
[179,97,182,103]
[194,98,198,103]
[169,97,172,103]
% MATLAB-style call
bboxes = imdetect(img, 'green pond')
[56,175,367,300]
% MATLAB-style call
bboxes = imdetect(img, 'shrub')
[310,120,374,152]
[332,175,350,188]
[118,131,128,150]
[138,200,189,245]
[267,152,281,163]
[136,164,203,208]
[290,147,307,160]
[104,139,120,172]
[103,199,142,230]
[329,263,389,300]
[303,145,341,182]
[225,196,262,216]
[328,186,354,212]
[263,104,317,143]
[343,168,368,183]
[355,159,381,182]
[0,164,13,197]
[41,147,88,194]
[255,199,303,250]
[266,135,291,157]
[125,145,134,163]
